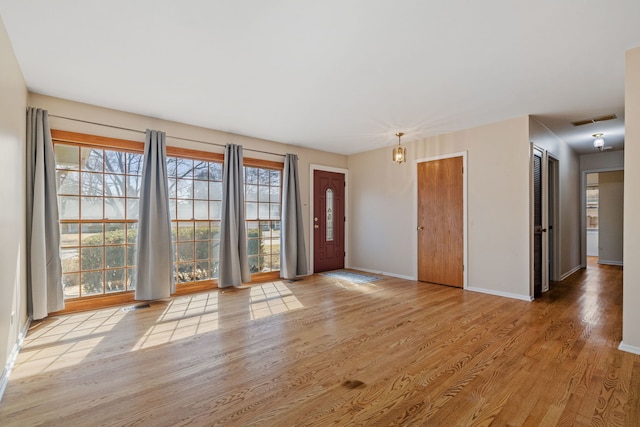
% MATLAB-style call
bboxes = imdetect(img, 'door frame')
[310,164,349,273]
[580,166,624,268]
[415,151,468,288]
[530,144,560,295]
[547,154,560,282]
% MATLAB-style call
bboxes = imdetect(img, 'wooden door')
[417,157,463,287]
[313,170,345,272]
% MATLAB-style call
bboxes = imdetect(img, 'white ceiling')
[1,1,640,155]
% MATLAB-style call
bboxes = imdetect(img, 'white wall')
[581,150,624,171]
[598,171,623,265]
[348,116,532,299]
[529,118,582,279]
[29,94,348,275]
[622,46,640,353]
[0,17,28,389]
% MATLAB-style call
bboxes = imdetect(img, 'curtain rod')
[48,114,285,157]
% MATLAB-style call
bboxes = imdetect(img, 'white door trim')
[309,164,349,274]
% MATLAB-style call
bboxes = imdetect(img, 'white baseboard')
[0,317,31,402]
[466,286,533,302]
[347,266,415,281]
[598,260,623,266]
[618,341,640,355]
[560,265,583,281]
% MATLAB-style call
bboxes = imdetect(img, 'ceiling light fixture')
[593,133,605,151]
[392,132,406,164]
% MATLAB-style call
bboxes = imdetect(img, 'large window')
[55,142,143,299]
[245,165,281,274]
[53,130,284,304]
[167,155,223,285]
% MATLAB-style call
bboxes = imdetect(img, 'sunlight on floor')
[133,281,303,350]
[12,307,125,378]
[249,281,304,319]
[13,282,305,376]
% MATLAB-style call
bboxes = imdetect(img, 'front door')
[313,170,345,272]
[417,156,464,287]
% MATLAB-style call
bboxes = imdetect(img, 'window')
[53,130,284,304]
[55,142,143,299]
[587,185,599,229]
[167,155,223,285]
[245,165,282,274]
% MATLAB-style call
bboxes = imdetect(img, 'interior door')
[313,170,345,272]
[417,156,463,287]
[532,147,547,297]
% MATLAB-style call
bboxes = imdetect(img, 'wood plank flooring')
[1,260,638,426]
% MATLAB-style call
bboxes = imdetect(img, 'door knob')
[417,226,424,231]
[314,225,319,229]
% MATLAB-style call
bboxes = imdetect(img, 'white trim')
[414,151,468,289]
[618,341,640,355]
[560,265,583,281]
[309,164,349,274]
[598,259,623,266]
[0,317,31,402]
[350,266,415,281]
[467,286,534,302]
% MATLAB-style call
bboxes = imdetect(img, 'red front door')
[313,170,345,272]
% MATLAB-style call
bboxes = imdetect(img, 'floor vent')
[571,114,617,126]
[122,304,151,312]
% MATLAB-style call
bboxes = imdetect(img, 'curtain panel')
[218,143,250,287]
[26,107,64,319]
[135,130,174,299]
[280,154,308,279]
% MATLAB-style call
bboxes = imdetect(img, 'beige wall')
[598,171,623,265]
[348,116,532,299]
[622,46,640,352]
[529,118,582,279]
[29,93,348,276]
[0,17,28,385]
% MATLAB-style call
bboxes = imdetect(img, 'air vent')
[571,114,617,126]
[122,303,151,312]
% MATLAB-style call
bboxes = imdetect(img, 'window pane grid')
[245,166,281,274]
[168,155,223,285]
[55,143,142,299]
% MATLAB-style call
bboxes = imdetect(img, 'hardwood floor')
[1,261,638,426]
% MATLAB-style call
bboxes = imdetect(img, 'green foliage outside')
[62,222,272,296]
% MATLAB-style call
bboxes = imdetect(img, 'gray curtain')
[26,107,64,319]
[280,154,308,279]
[135,130,174,300]
[218,143,250,287]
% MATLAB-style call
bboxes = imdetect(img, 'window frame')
[51,129,284,313]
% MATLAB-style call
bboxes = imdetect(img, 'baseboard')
[560,265,583,281]
[347,266,415,281]
[598,260,623,266]
[0,317,31,402]
[618,341,640,355]
[466,286,533,302]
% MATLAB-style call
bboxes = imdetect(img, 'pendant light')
[392,132,406,164]
[592,133,605,151]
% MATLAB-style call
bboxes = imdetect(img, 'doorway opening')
[583,170,624,268]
